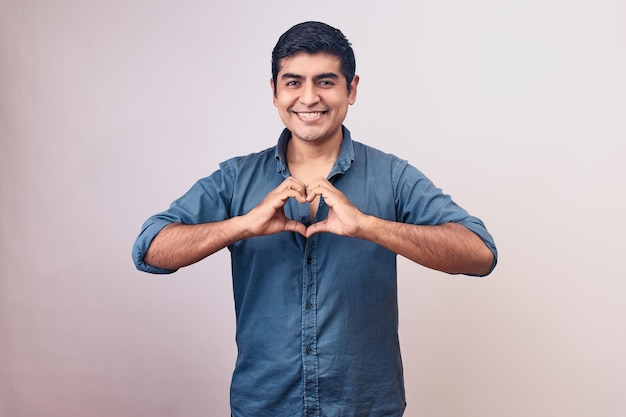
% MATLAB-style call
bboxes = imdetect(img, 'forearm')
[357,217,494,276]
[144,216,251,270]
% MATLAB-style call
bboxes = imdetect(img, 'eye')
[285,80,300,87]
[318,80,335,87]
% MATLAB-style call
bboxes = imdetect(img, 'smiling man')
[132,21,497,417]
[273,52,357,146]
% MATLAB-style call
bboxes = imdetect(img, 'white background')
[1,0,625,416]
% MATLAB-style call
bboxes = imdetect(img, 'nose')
[299,82,320,107]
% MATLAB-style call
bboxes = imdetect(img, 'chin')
[291,128,324,142]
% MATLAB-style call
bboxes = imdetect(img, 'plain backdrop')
[1,0,625,416]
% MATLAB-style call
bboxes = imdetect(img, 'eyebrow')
[281,72,340,81]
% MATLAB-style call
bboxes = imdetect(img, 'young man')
[133,21,497,417]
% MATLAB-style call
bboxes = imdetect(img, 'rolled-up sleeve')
[131,163,235,274]
[393,160,498,276]
[132,216,179,274]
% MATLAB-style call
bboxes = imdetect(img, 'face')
[271,52,359,146]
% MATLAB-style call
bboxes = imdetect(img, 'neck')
[287,135,342,165]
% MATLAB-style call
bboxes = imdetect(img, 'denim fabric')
[132,126,497,417]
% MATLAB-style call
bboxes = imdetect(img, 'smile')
[295,111,326,119]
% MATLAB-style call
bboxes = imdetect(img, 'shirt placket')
[302,233,320,417]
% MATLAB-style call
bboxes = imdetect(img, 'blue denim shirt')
[132,126,497,417]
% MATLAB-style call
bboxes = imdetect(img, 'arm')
[356,219,494,276]
[143,218,250,270]
[141,177,308,271]
[305,178,495,276]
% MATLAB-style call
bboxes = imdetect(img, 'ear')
[348,75,360,105]
[270,77,278,107]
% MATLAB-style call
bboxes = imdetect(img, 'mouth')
[294,111,327,120]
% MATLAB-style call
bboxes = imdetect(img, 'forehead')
[277,52,342,76]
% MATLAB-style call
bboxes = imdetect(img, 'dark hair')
[271,21,356,94]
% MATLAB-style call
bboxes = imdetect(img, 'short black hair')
[271,21,356,94]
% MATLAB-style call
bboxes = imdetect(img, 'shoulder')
[352,139,406,163]
[350,139,410,178]
[222,145,276,166]
[219,145,277,175]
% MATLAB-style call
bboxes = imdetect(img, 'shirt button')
[305,347,313,355]
[305,302,313,310]
[306,257,313,265]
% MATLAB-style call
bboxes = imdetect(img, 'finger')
[286,219,307,236]
[267,191,304,211]
[282,178,307,200]
[286,177,306,192]
[286,183,305,195]
[305,181,328,202]
[305,220,328,238]
[285,187,307,203]
[307,181,342,204]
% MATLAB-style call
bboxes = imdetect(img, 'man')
[133,21,497,417]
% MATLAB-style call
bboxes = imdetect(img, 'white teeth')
[298,112,324,119]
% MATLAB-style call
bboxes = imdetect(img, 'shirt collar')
[274,126,355,177]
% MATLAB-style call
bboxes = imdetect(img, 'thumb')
[286,219,307,236]
[305,220,328,238]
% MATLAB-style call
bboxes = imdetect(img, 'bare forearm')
[357,218,494,276]
[144,217,251,270]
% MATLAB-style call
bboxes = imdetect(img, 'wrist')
[353,214,379,241]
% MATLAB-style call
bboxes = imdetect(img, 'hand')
[304,177,365,238]
[244,177,308,237]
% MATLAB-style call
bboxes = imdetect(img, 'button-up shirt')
[132,126,497,417]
